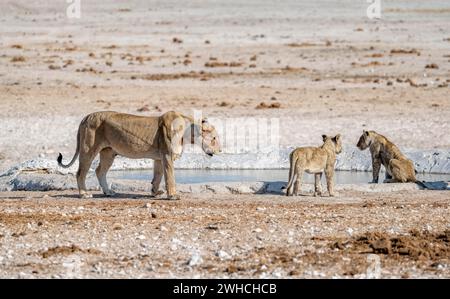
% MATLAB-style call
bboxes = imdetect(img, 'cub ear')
[322,134,327,141]
[364,130,369,136]
[333,134,341,143]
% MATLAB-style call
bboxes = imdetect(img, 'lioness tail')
[57,126,80,168]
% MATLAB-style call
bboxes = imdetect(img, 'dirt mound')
[40,245,101,258]
[332,230,450,260]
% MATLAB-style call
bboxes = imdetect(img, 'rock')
[187,252,203,266]
[113,223,123,230]
[206,224,219,230]
[216,250,231,260]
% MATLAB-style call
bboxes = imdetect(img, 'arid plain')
[0,0,449,278]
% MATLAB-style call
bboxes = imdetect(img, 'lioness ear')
[364,130,369,136]
[335,134,341,140]
[322,134,327,141]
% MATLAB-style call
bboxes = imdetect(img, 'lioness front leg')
[96,148,116,197]
[325,166,336,197]
[151,160,164,197]
[314,173,323,197]
[162,154,180,200]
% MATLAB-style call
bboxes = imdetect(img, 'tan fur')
[57,111,221,199]
[356,130,416,183]
[286,134,342,197]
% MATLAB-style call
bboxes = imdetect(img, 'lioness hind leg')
[151,160,164,197]
[314,173,323,197]
[77,150,98,199]
[96,148,116,196]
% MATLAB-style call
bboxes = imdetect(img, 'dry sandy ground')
[0,190,449,278]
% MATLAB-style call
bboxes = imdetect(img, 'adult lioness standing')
[356,130,417,184]
[57,111,221,199]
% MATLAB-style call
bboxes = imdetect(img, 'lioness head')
[357,130,373,150]
[199,119,221,156]
[322,134,342,154]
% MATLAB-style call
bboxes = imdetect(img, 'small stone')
[187,252,203,266]
[216,250,231,260]
[113,223,123,230]
[206,224,219,230]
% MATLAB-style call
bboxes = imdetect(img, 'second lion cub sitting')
[285,134,342,197]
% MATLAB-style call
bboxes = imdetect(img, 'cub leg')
[96,148,116,196]
[293,167,304,196]
[325,166,336,197]
[314,173,323,197]
[286,172,296,197]
[371,154,381,183]
[151,160,164,197]
[162,154,179,200]
[385,172,392,180]
[77,149,99,199]
[385,159,407,183]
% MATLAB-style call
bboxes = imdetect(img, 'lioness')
[285,134,342,197]
[57,111,221,199]
[356,130,417,184]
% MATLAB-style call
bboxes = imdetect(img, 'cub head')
[357,130,373,150]
[199,119,221,157]
[322,134,342,154]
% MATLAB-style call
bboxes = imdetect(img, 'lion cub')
[356,130,417,183]
[286,134,342,197]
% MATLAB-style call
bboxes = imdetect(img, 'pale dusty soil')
[0,190,449,278]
